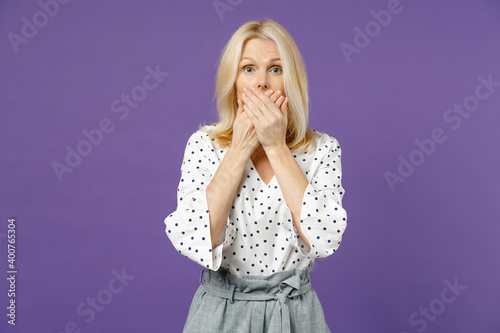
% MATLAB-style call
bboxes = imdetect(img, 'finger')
[249,87,281,117]
[242,94,262,125]
[269,90,282,103]
[265,89,274,98]
[243,103,259,126]
[276,95,285,107]
[281,97,288,114]
[280,98,288,125]
[242,92,264,122]
[265,89,278,103]
[235,100,243,122]
[243,102,257,120]
[245,88,270,117]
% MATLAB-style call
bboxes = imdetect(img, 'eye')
[242,66,282,73]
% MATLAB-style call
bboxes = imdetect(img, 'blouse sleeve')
[281,135,347,258]
[164,131,236,270]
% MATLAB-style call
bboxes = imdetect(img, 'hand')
[231,98,260,155]
[241,87,289,151]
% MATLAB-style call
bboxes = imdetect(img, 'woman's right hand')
[232,98,261,155]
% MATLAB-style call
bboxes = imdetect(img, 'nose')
[256,80,269,90]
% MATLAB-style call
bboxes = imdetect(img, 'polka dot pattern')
[165,125,347,278]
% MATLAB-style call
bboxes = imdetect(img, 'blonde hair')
[199,19,316,154]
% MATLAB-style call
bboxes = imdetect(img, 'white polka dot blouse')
[165,124,347,278]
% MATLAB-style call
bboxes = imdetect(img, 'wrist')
[227,144,252,161]
[263,142,288,156]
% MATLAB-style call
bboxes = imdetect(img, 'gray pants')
[183,262,332,333]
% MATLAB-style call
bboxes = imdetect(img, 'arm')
[267,134,347,258]
[164,131,250,270]
[207,145,251,249]
[264,143,312,249]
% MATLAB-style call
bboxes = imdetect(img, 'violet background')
[1,0,499,332]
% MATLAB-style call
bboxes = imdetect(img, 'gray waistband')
[198,265,315,333]
[201,278,312,303]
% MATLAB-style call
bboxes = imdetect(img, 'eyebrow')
[240,57,281,63]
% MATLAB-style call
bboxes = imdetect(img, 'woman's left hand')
[241,87,289,151]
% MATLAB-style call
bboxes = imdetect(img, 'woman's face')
[235,38,284,103]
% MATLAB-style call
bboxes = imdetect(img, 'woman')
[165,19,347,332]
